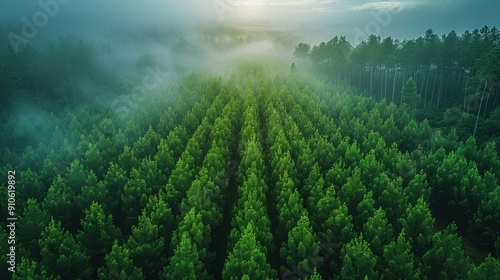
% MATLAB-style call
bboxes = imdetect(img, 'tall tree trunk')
[384,68,388,102]
[67,64,76,102]
[473,80,488,138]
[369,65,373,98]
[348,66,352,86]
[483,85,492,118]
[463,71,470,112]
[359,67,362,91]
[392,68,397,104]
[430,71,437,108]
[437,72,445,109]
[492,91,498,112]
[424,66,430,110]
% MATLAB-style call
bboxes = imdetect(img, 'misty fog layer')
[2,0,499,49]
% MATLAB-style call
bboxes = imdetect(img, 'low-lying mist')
[0,20,301,154]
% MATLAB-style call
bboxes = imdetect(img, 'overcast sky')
[1,0,499,46]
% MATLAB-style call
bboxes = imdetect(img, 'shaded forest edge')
[294,25,500,146]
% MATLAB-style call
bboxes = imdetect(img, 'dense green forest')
[295,26,500,145]
[1,24,500,279]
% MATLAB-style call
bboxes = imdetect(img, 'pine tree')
[13,258,60,280]
[77,170,108,214]
[467,254,500,280]
[422,223,471,279]
[16,168,45,206]
[280,215,321,277]
[64,160,89,194]
[223,223,276,280]
[102,162,128,217]
[401,77,420,117]
[76,202,121,270]
[304,163,325,213]
[311,185,340,232]
[325,160,350,188]
[139,157,165,194]
[161,232,211,280]
[121,168,151,228]
[133,126,161,159]
[171,208,210,263]
[165,153,197,214]
[39,218,92,279]
[406,171,431,205]
[363,208,394,258]
[17,198,50,259]
[340,168,366,217]
[472,187,500,250]
[340,234,378,280]
[126,215,165,279]
[143,194,175,247]
[290,62,297,75]
[306,268,324,280]
[355,191,376,232]
[277,187,307,244]
[118,146,140,174]
[83,143,105,178]
[228,188,274,256]
[321,202,356,248]
[359,150,383,190]
[180,168,223,227]
[400,197,434,258]
[377,177,408,227]
[42,176,74,229]
[97,241,144,280]
[382,230,420,279]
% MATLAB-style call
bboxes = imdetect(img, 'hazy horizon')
[1,0,499,51]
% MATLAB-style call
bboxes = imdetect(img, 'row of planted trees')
[1,63,500,279]
[294,26,500,120]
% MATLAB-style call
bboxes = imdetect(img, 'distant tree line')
[294,26,500,118]
[0,37,110,111]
